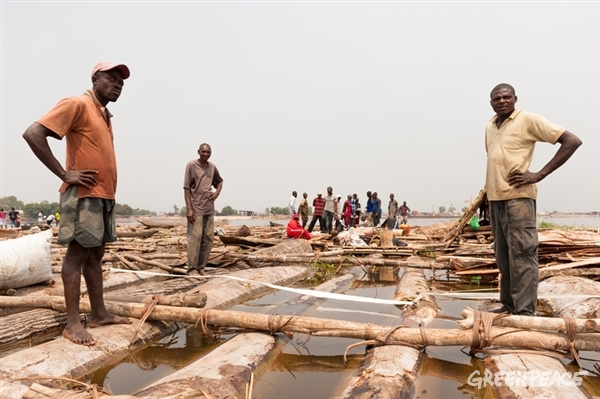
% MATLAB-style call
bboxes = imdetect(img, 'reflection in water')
[83,326,222,395]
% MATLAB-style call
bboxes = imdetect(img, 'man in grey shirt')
[184,143,223,276]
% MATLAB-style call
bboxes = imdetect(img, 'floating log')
[134,333,275,399]
[111,252,141,271]
[458,308,600,333]
[539,276,600,318]
[0,229,19,239]
[104,292,207,308]
[137,218,186,228]
[122,253,187,274]
[225,253,446,270]
[117,229,159,238]
[340,267,440,398]
[2,296,598,351]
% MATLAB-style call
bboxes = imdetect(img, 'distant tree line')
[0,196,155,219]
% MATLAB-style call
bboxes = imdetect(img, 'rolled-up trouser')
[322,211,334,233]
[187,214,214,272]
[490,199,538,315]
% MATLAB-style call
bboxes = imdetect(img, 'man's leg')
[61,241,94,345]
[307,215,318,232]
[490,201,514,313]
[505,199,538,315]
[187,217,203,273]
[198,215,214,272]
[83,243,131,328]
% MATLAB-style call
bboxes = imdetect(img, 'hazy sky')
[2,2,599,214]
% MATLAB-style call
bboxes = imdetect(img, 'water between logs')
[52,266,597,399]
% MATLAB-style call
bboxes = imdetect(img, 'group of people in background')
[286,188,411,238]
[0,207,21,228]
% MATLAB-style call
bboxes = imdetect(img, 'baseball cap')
[317,192,322,195]
[91,62,130,80]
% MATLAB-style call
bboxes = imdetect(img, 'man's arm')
[210,181,223,202]
[508,131,582,188]
[22,122,98,189]
[184,188,195,223]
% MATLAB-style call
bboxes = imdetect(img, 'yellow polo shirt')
[485,109,565,201]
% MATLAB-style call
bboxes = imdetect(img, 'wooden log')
[137,271,363,398]
[117,229,159,238]
[539,276,600,318]
[137,218,186,228]
[134,333,275,399]
[103,292,207,308]
[394,268,438,327]
[0,309,87,347]
[340,267,439,398]
[458,308,600,333]
[483,275,600,399]
[111,252,141,270]
[225,253,447,269]
[540,267,600,280]
[539,257,600,273]
[0,229,19,238]
[2,296,598,351]
[122,253,187,274]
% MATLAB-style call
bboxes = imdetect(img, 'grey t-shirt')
[183,159,223,216]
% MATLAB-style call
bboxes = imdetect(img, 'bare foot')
[89,314,132,328]
[62,324,96,346]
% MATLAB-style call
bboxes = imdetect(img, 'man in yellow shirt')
[485,83,582,316]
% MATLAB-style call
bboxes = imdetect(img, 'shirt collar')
[490,108,521,123]
[84,89,113,119]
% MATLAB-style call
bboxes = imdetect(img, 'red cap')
[91,62,130,79]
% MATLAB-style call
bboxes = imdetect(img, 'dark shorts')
[57,185,117,248]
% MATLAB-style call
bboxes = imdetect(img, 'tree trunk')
[2,296,598,351]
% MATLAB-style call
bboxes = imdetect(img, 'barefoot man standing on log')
[22,62,133,345]
[184,143,223,277]
[485,83,582,316]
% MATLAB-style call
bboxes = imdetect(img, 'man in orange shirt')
[22,62,132,345]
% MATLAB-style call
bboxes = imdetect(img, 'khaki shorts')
[57,185,117,248]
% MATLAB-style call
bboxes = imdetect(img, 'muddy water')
[82,267,600,398]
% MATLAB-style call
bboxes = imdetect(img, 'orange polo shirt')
[37,90,118,199]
